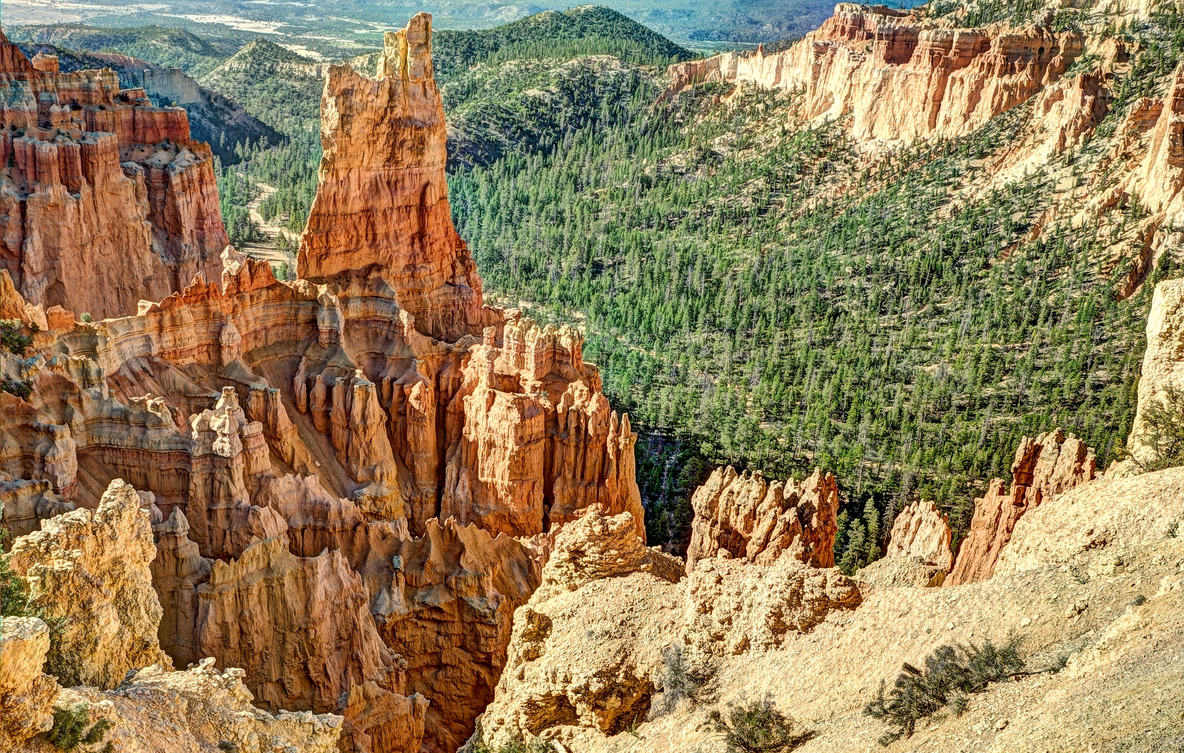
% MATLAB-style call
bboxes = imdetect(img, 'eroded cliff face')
[684,465,838,573]
[475,508,859,749]
[667,4,1082,146]
[947,429,1096,586]
[0,13,642,753]
[0,33,226,321]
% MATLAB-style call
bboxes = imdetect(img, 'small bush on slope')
[46,703,114,753]
[864,636,1043,744]
[649,643,716,718]
[0,528,35,617]
[708,698,816,752]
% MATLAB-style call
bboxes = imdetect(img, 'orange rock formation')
[298,13,491,341]
[0,30,226,320]
[684,465,839,573]
[0,14,642,752]
[947,429,1096,586]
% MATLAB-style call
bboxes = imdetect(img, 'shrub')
[2,378,33,400]
[0,318,33,355]
[707,698,816,753]
[1137,384,1184,471]
[864,636,1027,745]
[649,643,716,718]
[458,725,552,753]
[1,527,35,617]
[46,703,114,752]
[79,313,93,323]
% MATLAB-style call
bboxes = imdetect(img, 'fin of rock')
[947,429,1095,586]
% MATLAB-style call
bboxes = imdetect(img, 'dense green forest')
[194,5,1174,572]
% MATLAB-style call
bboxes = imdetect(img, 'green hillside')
[199,39,326,130]
[9,24,237,76]
[433,6,694,82]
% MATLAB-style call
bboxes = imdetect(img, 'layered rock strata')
[1129,278,1184,465]
[298,12,489,341]
[0,15,643,752]
[684,465,838,573]
[0,30,226,320]
[666,4,1082,146]
[947,429,1096,586]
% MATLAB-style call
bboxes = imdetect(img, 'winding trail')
[240,179,300,268]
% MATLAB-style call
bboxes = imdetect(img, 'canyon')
[3,2,1184,753]
[1,14,645,753]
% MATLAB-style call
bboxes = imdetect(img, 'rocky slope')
[4,4,1184,753]
[469,279,1184,753]
[0,15,643,753]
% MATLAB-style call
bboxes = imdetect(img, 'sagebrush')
[708,698,816,753]
[46,703,114,753]
[649,643,716,718]
[1137,384,1184,471]
[864,637,1027,744]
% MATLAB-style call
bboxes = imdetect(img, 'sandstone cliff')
[1129,278,1184,466]
[0,32,226,320]
[0,14,643,752]
[476,463,1184,753]
[684,465,838,572]
[666,4,1082,146]
[298,13,490,341]
[475,508,859,749]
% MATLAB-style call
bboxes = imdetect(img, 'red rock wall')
[666,4,1082,145]
[0,28,226,320]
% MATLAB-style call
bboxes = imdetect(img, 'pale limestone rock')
[886,499,953,571]
[1129,279,1184,465]
[856,554,948,589]
[476,511,680,748]
[57,659,343,753]
[685,465,838,572]
[0,617,59,747]
[8,478,171,689]
[682,555,861,655]
[947,429,1095,586]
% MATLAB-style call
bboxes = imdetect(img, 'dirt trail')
[241,180,300,268]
